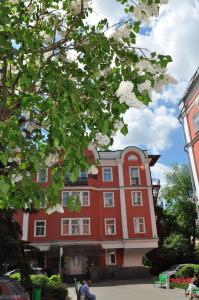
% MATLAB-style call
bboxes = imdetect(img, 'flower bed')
[169,277,192,289]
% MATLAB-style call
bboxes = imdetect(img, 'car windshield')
[168,264,179,271]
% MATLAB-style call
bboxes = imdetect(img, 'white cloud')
[151,163,170,186]
[112,105,180,153]
[91,0,198,153]
[137,0,199,83]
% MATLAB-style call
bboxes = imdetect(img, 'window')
[193,112,199,132]
[104,192,114,207]
[129,167,140,185]
[103,167,113,182]
[61,191,90,207]
[37,169,48,182]
[34,220,46,237]
[71,219,80,235]
[105,249,117,265]
[128,155,137,161]
[62,219,69,235]
[132,191,142,206]
[62,191,69,207]
[105,219,116,235]
[82,191,89,206]
[82,219,90,234]
[61,218,90,235]
[133,217,145,233]
[79,171,88,180]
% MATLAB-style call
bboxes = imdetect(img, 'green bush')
[9,273,68,300]
[10,272,21,281]
[170,282,188,289]
[176,264,199,278]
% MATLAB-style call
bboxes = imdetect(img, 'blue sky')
[91,0,199,184]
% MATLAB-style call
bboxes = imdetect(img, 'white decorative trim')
[117,159,128,239]
[31,238,159,250]
[22,213,29,241]
[145,163,158,238]
[184,115,199,199]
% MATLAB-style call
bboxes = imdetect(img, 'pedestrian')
[79,280,96,300]
[185,274,199,299]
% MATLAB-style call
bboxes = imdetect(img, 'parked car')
[159,264,189,279]
[4,267,46,277]
[0,277,30,300]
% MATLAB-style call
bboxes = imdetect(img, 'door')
[69,256,83,275]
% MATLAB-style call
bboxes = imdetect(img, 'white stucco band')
[22,212,29,241]
[184,115,199,202]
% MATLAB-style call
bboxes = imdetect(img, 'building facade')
[179,68,199,216]
[16,146,159,280]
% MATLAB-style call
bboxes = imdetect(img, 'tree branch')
[1,57,7,104]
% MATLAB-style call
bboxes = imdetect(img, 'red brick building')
[179,68,199,216]
[16,146,159,280]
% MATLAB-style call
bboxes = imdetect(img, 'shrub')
[176,265,196,278]
[9,273,68,300]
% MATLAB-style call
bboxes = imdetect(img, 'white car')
[159,264,189,279]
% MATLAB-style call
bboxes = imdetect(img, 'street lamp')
[59,247,63,277]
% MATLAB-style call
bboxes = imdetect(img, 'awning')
[49,244,104,257]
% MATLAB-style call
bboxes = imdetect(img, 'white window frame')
[129,166,140,186]
[61,191,90,207]
[102,167,113,182]
[133,217,146,234]
[103,192,115,207]
[37,168,48,183]
[105,249,117,265]
[131,191,143,206]
[105,218,116,235]
[61,218,91,236]
[34,220,46,237]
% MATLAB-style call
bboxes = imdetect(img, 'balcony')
[64,174,98,186]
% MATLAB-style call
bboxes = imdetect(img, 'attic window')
[128,155,137,161]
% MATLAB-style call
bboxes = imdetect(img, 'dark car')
[0,277,30,300]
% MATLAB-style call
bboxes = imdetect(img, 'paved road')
[68,279,185,300]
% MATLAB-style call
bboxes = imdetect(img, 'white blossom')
[138,80,152,94]
[116,80,143,109]
[45,153,59,167]
[114,120,124,131]
[23,110,30,120]
[136,59,155,74]
[70,0,90,16]
[160,0,169,4]
[47,203,64,214]
[111,25,131,44]
[87,165,98,175]
[95,132,110,146]
[11,174,23,184]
